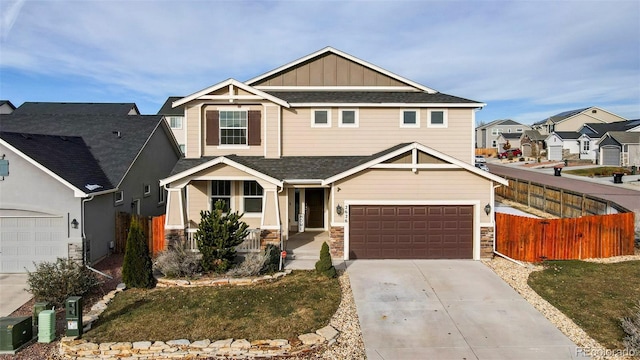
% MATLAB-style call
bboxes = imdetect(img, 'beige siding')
[262,190,278,226]
[265,105,280,158]
[187,181,208,227]
[185,104,201,158]
[253,53,406,87]
[282,108,474,162]
[334,168,493,223]
[418,151,448,164]
[166,190,184,227]
[194,163,253,178]
[556,112,626,132]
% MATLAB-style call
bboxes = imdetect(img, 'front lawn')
[563,166,630,177]
[528,260,640,349]
[84,271,341,343]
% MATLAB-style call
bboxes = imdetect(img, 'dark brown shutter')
[248,110,261,146]
[206,111,219,145]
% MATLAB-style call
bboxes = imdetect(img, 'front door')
[305,189,324,229]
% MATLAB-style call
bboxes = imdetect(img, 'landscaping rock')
[190,339,211,348]
[230,339,251,349]
[110,342,133,350]
[316,325,339,340]
[298,333,324,345]
[166,339,191,347]
[132,341,152,349]
[210,338,233,348]
[116,283,126,291]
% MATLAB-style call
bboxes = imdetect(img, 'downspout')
[81,195,113,279]
[491,183,526,267]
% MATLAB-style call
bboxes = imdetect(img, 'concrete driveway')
[347,260,587,359]
[0,273,32,317]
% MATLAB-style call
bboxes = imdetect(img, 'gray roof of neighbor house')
[500,132,522,140]
[522,130,545,141]
[157,97,184,116]
[552,131,581,140]
[0,132,113,193]
[582,120,640,136]
[169,143,412,180]
[601,131,640,145]
[13,102,140,116]
[0,113,166,189]
[533,107,590,125]
[0,100,16,110]
[476,119,526,130]
[265,91,481,105]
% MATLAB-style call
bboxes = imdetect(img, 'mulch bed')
[0,254,124,360]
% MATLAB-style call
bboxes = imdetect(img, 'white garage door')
[0,215,67,273]
[548,146,563,161]
[601,147,621,166]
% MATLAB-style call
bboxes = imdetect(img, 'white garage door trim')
[343,200,481,261]
[0,214,67,273]
[548,146,563,161]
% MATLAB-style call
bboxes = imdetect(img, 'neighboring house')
[532,107,626,135]
[597,131,640,166]
[0,100,16,114]
[475,119,529,148]
[520,130,546,158]
[545,132,581,161]
[496,132,523,152]
[160,47,508,261]
[0,112,181,272]
[13,102,140,115]
[157,97,186,154]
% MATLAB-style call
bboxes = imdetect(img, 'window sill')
[217,145,250,150]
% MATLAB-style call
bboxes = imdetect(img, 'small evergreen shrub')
[154,239,202,278]
[226,253,268,277]
[622,300,640,353]
[262,244,280,274]
[315,242,336,278]
[195,200,249,273]
[122,218,156,288]
[26,258,100,307]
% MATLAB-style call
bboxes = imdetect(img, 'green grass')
[563,167,630,177]
[528,260,640,349]
[84,271,341,343]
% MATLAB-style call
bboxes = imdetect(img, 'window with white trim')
[114,190,124,205]
[400,109,419,128]
[178,144,185,153]
[583,141,590,151]
[516,128,523,132]
[211,180,231,212]
[491,128,498,135]
[220,110,247,145]
[427,109,447,128]
[168,116,183,129]
[312,109,331,127]
[158,185,165,204]
[243,181,263,213]
[491,140,497,147]
[143,184,151,197]
[339,109,358,127]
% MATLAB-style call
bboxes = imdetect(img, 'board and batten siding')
[281,107,474,161]
[333,169,493,223]
[265,105,280,158]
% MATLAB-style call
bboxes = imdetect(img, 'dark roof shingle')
[13,102,140,116]
[265,91,481,105]
[157,97,184,116]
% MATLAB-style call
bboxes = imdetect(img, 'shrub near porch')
[84,271,341,343]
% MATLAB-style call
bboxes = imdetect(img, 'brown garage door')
[348,205,473,259]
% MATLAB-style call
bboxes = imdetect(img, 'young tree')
[502,140,511,151]
[196,200,249,273]
[315,242,337,278]
[122,218,156,288]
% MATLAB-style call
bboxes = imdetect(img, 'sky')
[0,0,638,126]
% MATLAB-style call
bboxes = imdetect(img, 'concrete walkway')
[0,273,32,317]
[347,260,587,359]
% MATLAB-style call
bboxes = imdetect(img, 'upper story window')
[179,144,185,154]
[312,109,331,128]
[339,109,359,128]
[491,129,498,135]
[158,184,165,205]
[211,180,231,212]
[516,128,523,132]
[400,109,419,128]
[143,184,151,197]
[427,109,447,128]
[168,116,183,129]
[220,110,247,145]
[114,190,124,205]
[243,181,263,213]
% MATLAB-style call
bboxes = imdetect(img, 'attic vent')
[0,156,8,179]
[112,131,121,138]
[592,110,597,113]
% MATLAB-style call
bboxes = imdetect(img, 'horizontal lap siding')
[185,105,201,158]
[281,108,473,161]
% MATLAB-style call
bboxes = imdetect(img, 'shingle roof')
[0,113,164,187]
[169,143,412,180]
[13,102,140,116]
[0,132,112,193]
[264,91,481,105]
[583,121,638,136]
[157,97,184,116]
[500,132,522,140]
[606,131,640,145]
[0,100,16,110]
[533,107,590,125]
[523,130,545,141]
[553,131,581,140]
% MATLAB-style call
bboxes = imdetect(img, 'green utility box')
[33,302,53,327]
[65,296,83,338]
[37,310,55,343]
[0,316,33,353]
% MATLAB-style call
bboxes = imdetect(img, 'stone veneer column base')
[329,226,344,259]
[260,230,281,248]
[480,226,495,258]
[164,229,186,250]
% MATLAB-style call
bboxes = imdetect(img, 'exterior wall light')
[484,204,492,216]
[71,219,79,229]
[336,204,343,215]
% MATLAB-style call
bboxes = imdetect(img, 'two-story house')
[532,107,626,135]
[475,119,529,149]
[160,47,508,261]
[158,97,186,154]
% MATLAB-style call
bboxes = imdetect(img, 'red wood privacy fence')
[115,213,166,257]
[495,212,635,262]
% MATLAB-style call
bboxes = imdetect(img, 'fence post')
[560,189,564,218]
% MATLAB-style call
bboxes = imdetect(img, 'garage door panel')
[349,205,473,259]
[1,216,67,272]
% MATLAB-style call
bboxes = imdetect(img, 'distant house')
[520,130,546,158]
[545,132,581,161]
[597,131,640,166]
[0,100,16,115]
[0,111,181,272]
[13,102,140,116]
[475,119,529,148]
[532,107,626,135]
[157,97,186,154]
[496,132,523,152]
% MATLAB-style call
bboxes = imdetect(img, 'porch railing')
[186,228,262,253]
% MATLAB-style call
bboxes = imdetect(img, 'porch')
[283,231,330,270]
